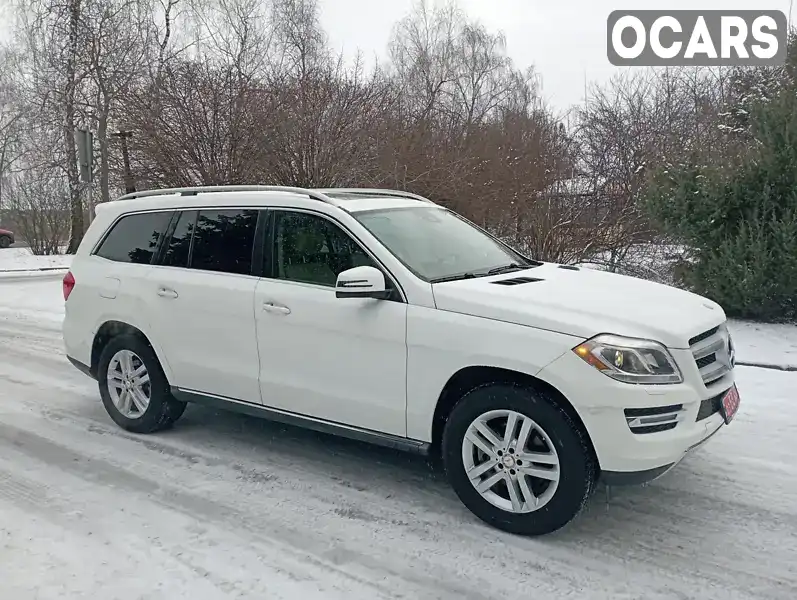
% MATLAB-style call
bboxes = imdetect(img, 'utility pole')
[111,130,135,194]
[75,128,94,223]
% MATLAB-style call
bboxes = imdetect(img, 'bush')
[644,90,797,323]
[4,169,70,255]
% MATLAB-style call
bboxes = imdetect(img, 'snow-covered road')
[1,275,796,600]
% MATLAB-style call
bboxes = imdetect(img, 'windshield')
[354,206,537,282]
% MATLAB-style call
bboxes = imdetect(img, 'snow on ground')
[1,276,797,599]
[0,247,71,273]
[728,320,797,370]
[0,274,65,325]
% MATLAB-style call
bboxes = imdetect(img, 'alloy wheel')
[106,349,151,419]
[461,409,560,513]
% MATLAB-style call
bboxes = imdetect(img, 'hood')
[431,263,725,349]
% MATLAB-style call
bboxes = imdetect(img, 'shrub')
[644,90,797,323]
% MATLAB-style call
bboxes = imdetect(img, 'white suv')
[62,186,741,535]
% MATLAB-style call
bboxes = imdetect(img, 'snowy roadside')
[727,320,797,371]
[0,247,71,275]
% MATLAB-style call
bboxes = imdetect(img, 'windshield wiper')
[486,263,525,276]
[430,272,480,283]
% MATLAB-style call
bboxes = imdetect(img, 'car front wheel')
[442,382,596,536]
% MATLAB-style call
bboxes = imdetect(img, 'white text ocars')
[63,186,740,535]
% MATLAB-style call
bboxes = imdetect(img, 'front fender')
[405,304,582,441]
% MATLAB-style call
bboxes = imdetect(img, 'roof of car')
[104,186,437,216]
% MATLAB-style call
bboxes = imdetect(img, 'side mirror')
[335,266,391,300]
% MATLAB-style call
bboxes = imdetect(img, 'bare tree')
[5,168,70,254]
[83,0,151,206]
[573,67,733,276]
[0,49,26,211]
[14,0,92,252]
[63,0,84,252]
[389,0,461,123]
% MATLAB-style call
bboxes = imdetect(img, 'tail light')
[63,271,75,301]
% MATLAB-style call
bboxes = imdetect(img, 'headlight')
[572,334,683,384]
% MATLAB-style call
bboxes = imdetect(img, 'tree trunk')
[0,138,7,211]
[98,103,110,206]
[65,0,84,255]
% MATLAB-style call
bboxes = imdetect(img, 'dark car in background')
[0,227,15,248]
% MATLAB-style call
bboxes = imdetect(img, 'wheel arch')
[430,365,597,465]
[90,320,165,379]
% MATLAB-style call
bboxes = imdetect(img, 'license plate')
[719,385,741,424]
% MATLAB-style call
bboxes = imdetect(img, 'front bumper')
[537,349,733,478]
[601,419,724,485]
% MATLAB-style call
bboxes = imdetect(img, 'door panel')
[147,267,260,402]
[144,208,262,403]
[255,279,408,435]
[255,209,408,436]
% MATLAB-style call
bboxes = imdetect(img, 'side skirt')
[171,387,430,456]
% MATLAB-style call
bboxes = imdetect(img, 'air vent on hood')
[492,276,543,286]
[558,264,579,271]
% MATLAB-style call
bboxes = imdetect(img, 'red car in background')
[0,227,15,248]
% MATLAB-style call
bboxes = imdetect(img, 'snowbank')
[0,247,71,273]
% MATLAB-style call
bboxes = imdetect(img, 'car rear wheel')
[442,382,596,536]
[0,236,11,249]
[97,334,186,433]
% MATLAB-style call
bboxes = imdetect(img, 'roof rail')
[315,188,435,204]
[116,185,341,206]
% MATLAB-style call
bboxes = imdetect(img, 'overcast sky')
[1,0,794,110]
[320,0,795,110]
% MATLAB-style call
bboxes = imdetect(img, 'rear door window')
[188,209,258,275]
[162,210,198,268]
[95,211,173,264]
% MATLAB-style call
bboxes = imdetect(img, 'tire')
[442,382,596,536]
[0,236,11,249]
[97,334,186,433]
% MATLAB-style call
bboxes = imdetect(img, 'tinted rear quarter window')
[189,209,258,275]
[95,211,172,264]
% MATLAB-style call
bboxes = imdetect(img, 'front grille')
[695,353,716,369]
[624,404,683,435]
[689,323,732,386]
[689,326,720,347]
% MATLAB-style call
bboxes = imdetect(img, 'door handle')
[262,301,291,315]
[157,287,178,299]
